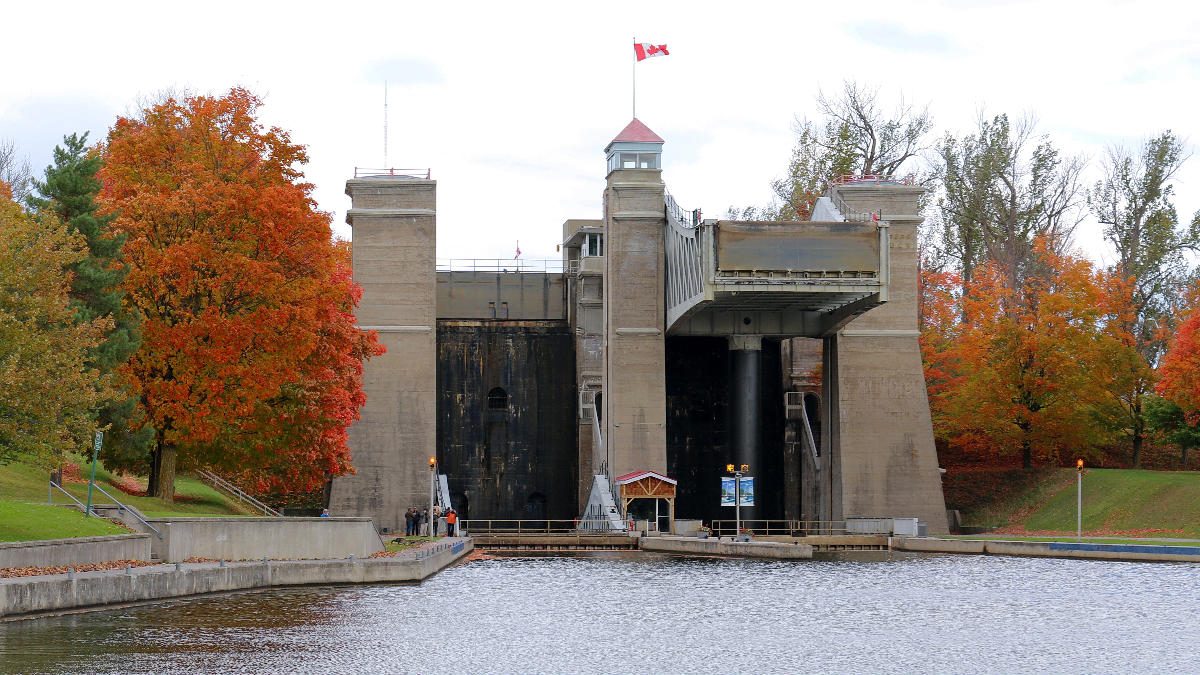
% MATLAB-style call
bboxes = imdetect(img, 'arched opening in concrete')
[487,387,508,410]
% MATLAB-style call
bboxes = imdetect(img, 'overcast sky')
[4,0,1198,266]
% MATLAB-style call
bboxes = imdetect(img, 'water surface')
[2,552,1197,674]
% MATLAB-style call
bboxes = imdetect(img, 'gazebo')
[615,470,678,534]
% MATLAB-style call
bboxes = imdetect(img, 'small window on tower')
[621,153,638,169]
[487,387,508,411]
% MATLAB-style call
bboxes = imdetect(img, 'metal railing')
[353,167,431,179]
[196,470,282,517]
[829,173,916,186]
[49,481,163,540]
[828,188,877,223]
[710,520,849,537]
[436,258,565,273]
[461,519,632,535]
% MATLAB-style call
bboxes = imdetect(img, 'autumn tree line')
[0,89,383,501]
[734,82,1200,470]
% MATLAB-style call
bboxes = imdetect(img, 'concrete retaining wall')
[143,517,384,562]
[892,537,1200,563]
[641,536,812,559]
[0,535,152,569]
[1,539,472,619]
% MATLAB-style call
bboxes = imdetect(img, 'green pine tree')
[30,132,153,470]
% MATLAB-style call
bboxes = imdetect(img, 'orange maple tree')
[1157,287,1200,422]
[924,239,1135,468]
[99,88,382,500]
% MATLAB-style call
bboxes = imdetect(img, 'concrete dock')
[1,538,472,621]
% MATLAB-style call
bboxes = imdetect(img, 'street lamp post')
[1076,458,1084,542]
[429,457,437,540]
[726,463,750,540]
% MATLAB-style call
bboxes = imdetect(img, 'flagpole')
[632,36,636,118]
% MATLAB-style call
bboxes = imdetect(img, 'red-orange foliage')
[100,88,382,499]
[922,239,1136,467]
[1158,289,1200,423]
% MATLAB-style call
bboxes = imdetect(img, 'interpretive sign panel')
[720,476,755,506]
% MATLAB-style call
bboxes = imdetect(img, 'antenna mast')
[383,80,389,167]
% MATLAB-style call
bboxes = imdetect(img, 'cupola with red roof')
[604,118,664,174]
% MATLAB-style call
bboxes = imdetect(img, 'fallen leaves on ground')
[0,559,158,578]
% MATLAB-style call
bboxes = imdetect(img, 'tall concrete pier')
[819,182,947,531]
[329,174,437,533]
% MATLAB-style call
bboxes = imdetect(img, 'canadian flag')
[634,43,669,62]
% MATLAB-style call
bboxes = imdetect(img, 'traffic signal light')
[429,457,437,470]
[740,464,749,472]
[1076,458,1084,473]
[726,464,735,473]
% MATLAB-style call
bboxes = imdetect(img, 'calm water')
[2,551,1199,674]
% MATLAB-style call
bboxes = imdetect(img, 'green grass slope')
[0,456,253,542]
[0,501,130,543]
[954,467,1200,537]
[1018,469,1200,536]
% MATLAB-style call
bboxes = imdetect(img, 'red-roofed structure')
[615,470,677,485]
[611,118,664,144]
[615,470,677,533]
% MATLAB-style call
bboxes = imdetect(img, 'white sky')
[4,0,1199,266]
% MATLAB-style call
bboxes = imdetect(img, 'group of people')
[404,505,458,537]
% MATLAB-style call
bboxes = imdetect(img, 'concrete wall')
[826,184,949,534]
[436,321,578,519]
[143,518,383,562]
[437,271,566,320]
[0,539,472,619]
[640,536,813,559]
[0,535,151,569]
[330,177,437,533]
[603,167,668,480]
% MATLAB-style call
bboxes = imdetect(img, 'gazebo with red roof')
[615,470,677,534]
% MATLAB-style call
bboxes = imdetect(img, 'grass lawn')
[0,501,130,543]
[960,467,1200,538]
[944,535,1200,546]
[1019,469,1200,537]
[0,455,254,542]
[958,468,1077,529]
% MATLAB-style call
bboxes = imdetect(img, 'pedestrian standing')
[432,505,442,536]
[404,507,415,537]
[420,508,429,537]
[446,508,457,537]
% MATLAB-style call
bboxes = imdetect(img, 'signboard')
[720,476,755,506]
[720,477,736,506]
[738,476,754,506]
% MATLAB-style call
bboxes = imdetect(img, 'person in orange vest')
[445,508,458,537]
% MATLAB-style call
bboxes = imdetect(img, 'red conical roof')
[611,118,664,144]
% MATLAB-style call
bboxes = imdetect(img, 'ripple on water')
[2,553,1198,675]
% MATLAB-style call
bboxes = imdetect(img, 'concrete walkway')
[893,536,1200,563]
[0,538,473,621]
[640,535,813,559]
